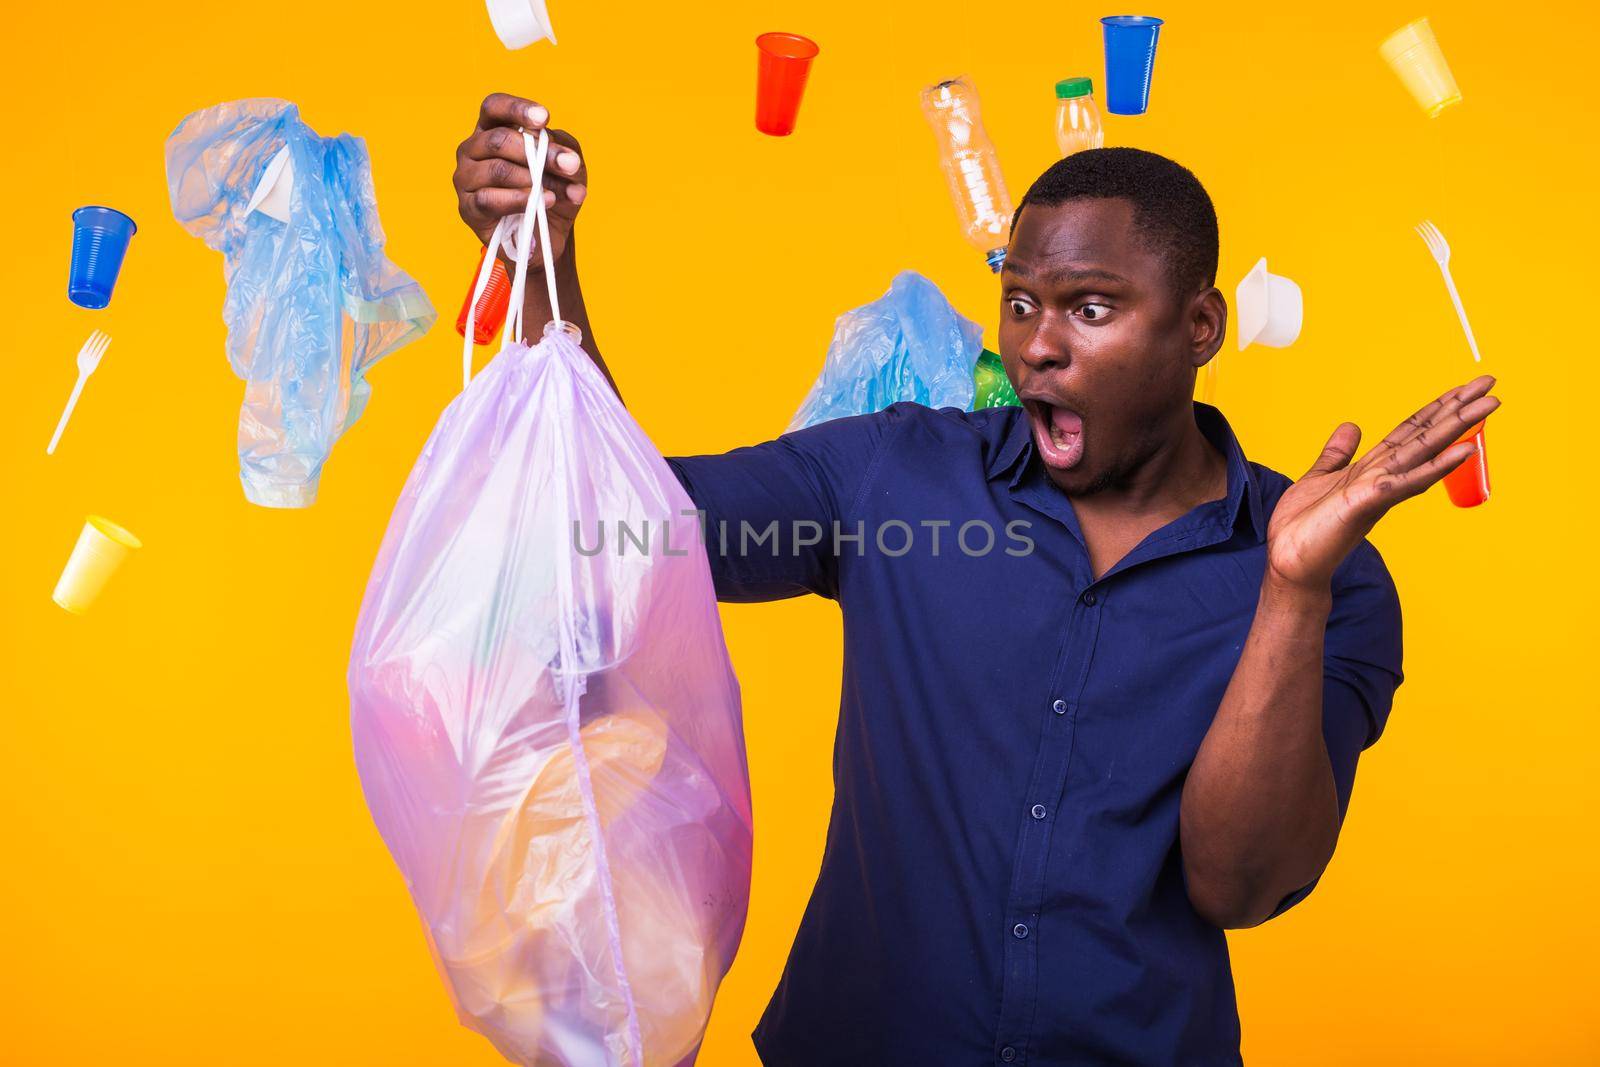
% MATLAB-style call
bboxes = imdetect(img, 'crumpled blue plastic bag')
[786,271,982,432]
[165,99,435,507]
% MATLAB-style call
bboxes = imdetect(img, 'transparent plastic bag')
[348,130,751,1067]
[786,270,982,431]
[165,98,435,507]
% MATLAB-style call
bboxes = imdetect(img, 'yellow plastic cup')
[1380,17,1462,118]
[53,515,142,614]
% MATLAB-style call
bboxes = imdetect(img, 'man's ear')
[1189,286,1227,364]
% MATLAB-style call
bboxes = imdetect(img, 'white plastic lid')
[1235,257,1303,350]
[486,0,556,49]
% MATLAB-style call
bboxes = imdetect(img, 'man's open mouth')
[1022,398,1085,471]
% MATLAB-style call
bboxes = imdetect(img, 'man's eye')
[1079,303,1112,321]
[1008,299,1033,317]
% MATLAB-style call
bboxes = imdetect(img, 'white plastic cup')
[486,0,556,49]
[53,515,142,614]
[1235,257,1303,350]
[1379,17,1462,118]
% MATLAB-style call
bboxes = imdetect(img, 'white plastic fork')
[1416,219,1481,363]
[46,330,112,455]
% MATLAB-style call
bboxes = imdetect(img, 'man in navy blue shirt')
[454,95,1500,1065]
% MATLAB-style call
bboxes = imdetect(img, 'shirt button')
[1013,923,1029,939]
[1031,804,1047,819]
[1052,699,1068,715]
[1083,591,1098,606]
[1000,1048,1017,1063]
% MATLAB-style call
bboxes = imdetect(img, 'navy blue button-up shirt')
[666,401,1403,1066]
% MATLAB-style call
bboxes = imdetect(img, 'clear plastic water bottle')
[921,76,1015,273]
[1054,77,1105,157]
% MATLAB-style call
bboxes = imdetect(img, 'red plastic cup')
[755,32,820,137]
[456,245,512,345]
[1442,419,1490,508]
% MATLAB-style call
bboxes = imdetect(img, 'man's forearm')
[1179,573,1340,928]
[511,233,622,402]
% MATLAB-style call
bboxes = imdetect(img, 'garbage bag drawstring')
[462,128,565,390]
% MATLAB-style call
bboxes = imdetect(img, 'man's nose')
[1018,313,1070,371]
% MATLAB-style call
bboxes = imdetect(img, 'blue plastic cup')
[1101,15,1164,116]
[68,206,137,309]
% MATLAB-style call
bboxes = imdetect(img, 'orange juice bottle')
[1054,78,1104,156]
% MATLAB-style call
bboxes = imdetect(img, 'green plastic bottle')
[972,349,1020,409]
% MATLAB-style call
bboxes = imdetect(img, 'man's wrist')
[553,236,579,281]
[1259,566,1334,621]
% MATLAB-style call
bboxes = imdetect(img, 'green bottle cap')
[1054,77,1093,99]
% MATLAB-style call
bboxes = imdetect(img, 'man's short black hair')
[1012,147,1219,297]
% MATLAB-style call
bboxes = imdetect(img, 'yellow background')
[3,0,1596,1062]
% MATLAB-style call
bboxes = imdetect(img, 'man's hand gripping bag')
[348,130,752,1067]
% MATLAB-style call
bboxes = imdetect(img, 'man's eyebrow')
[1003,262,1130,285]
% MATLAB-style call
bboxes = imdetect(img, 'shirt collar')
[986,401,1266,544]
